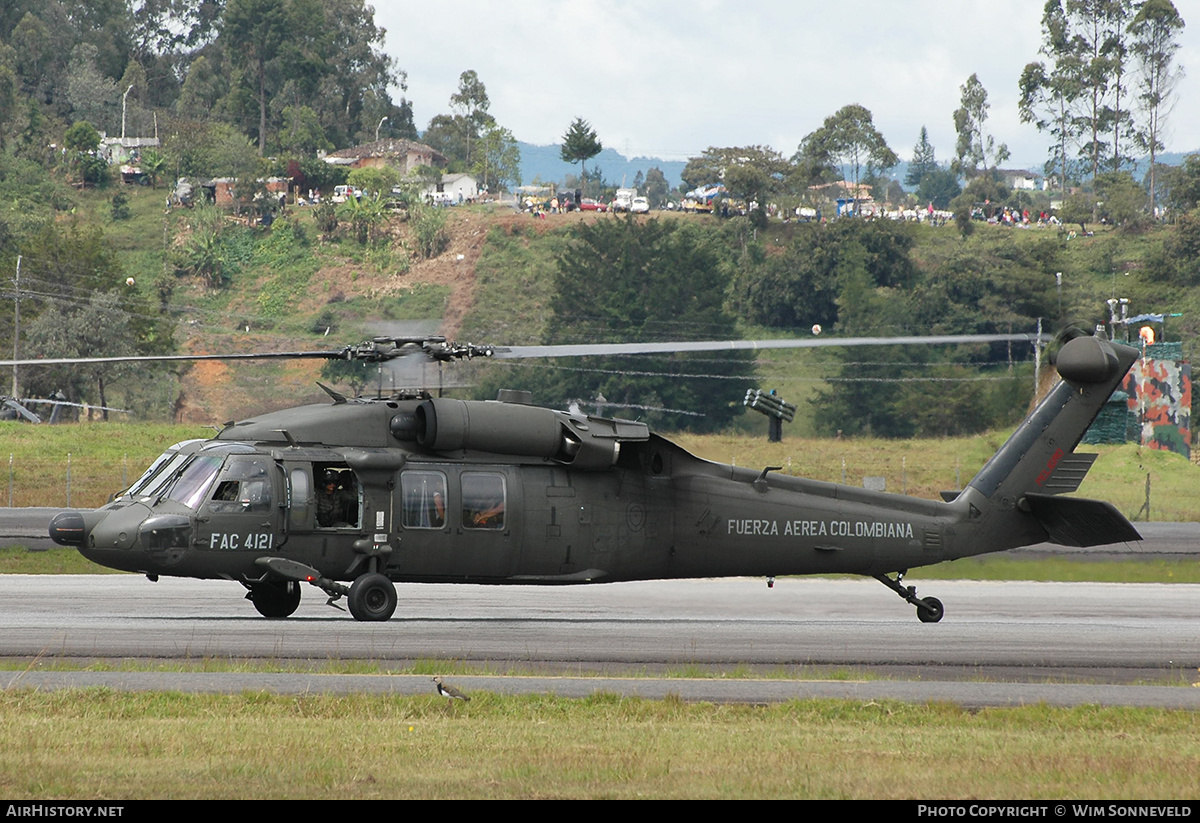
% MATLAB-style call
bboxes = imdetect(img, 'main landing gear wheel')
[248,580,302,619]
[348,572,397,622]
[873,572,945,624]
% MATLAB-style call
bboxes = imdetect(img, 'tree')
[952,74,1009,178]
[223,0,289,154]
[560,118,602,195]
[64,120,105,187]
[798,105,898,215]
[472,124,521,192]
[347,164,399,198]
[449,69,493,167]
[139,148,167,188]
[65,43,120,133]
[277,104,331,154]
[681,145,789,207]
[916,166,961,210]
[1095,170,1149,229]
[1162,152,1200,213]
[25,292,136,419]
[643,167,670,208]
[1064,0,1137,185]
[1129,0,1185,214]
[734,220,918,331]
[1020,0,1085,195]
[538,218,753,432]
[906,126,937,187]
[338,191,388,245]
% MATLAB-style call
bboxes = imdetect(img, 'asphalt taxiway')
[1,574,1196,708]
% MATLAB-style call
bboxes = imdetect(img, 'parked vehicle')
[631,196,650,214]
[612,187,636,212]
[680,184,725,213]
[331,185,361,203]
[579,198,608,212]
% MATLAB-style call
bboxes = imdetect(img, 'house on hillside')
[322,139,446,175]
[202,177,289,208]
[808,180,876,215]
[999,169,1039,190]
[99,135,160,165]
[423,173,479,204]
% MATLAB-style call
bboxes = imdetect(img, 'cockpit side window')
[401,471,446,529]
[206,459,274,514]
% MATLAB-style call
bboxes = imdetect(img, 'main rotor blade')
[0,333,1050,369]
[492,334,1048,359]
[0,351,343,367]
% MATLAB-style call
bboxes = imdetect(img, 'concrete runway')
[1,574,1197,708]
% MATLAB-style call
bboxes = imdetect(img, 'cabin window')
[401,471,446,529]
[288,468,311,528]
[314,465,360,528]
[462,473,505,530]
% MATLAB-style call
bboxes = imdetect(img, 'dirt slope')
[174,207,604,423]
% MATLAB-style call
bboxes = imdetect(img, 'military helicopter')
[7,330,1141,623]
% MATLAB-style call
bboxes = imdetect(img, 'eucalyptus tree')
[952,74,1009,179]
[1020,0,1085,194]
[450,69,493,166]
[1129,0,1185,213]
[472,124,521,193]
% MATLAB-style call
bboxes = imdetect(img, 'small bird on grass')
[433,676,470,704]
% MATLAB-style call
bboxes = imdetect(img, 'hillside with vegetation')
[2,1,1199,445]
[5,170,1200,441]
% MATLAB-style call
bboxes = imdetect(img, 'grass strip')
[0,689,1197,799]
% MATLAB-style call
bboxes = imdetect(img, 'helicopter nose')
[48,511,87,546]
[84,505,155,551]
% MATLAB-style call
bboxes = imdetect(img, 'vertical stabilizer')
[961,334,1141,548]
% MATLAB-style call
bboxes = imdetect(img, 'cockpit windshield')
[161,455,224,511]
[125,440,205,498]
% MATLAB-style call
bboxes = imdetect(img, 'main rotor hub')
[338,337,495,363]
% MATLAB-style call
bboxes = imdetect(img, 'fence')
[4,454,146,509]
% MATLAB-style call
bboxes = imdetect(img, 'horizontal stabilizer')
[1023,493,1141,547]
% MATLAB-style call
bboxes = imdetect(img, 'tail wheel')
[916,596,944,624]
[348,572,397,622]
[248,580,301,619]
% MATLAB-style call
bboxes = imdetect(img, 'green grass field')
[0,690,1196,799]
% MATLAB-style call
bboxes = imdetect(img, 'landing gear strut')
[250,556,397,621]
[873,571,944,623]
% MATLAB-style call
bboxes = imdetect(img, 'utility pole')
[121,85,133,140]
[10,255,21,398]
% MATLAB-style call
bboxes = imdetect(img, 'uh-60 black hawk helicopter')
[15,330,1140,623]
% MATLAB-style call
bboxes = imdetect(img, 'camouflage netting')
[1083,342,1191,458]
[1083,391,1136,445]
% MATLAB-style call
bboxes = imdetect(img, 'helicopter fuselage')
[50,334,1143,622]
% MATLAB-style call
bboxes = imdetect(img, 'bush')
[110,191,131,221]
[412,205,448,258]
